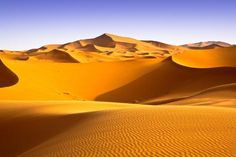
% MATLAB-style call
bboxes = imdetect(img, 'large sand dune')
[1,45,236,105]
[0,101,140,157]
[96,57,236,104]
[173,46,236,68]
[0,58,162,100]
[0,102,235,157]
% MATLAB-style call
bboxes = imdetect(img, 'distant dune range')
[0,33,184,63]
[0,34,236,156]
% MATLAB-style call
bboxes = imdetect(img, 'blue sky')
[1,0,236,50]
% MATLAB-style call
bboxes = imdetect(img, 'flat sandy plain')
[0,34,236,156]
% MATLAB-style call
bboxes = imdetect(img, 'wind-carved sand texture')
[0,34,236,156]
[0,102,235,157]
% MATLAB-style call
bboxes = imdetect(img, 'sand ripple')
[21,106,236,157]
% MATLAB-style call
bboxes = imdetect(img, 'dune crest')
[0,58,162,100]
[173,46,236,68]
[183,41,231,49]
[30,49,79,63]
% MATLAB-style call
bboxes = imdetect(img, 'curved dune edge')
[0,59,162,100]
[17,105,236,157]
[172,46,236,68]
[96,57,236,103]
[144,83,236,106]
[31,49,79,63]
[0,59,18,87]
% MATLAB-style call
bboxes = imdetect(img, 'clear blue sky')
[1,0,236,50]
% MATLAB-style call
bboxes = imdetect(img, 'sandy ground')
[0,101,235,157]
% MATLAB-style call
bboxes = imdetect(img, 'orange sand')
[0,34,236,157]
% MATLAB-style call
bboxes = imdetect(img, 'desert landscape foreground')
[0,34,236,156]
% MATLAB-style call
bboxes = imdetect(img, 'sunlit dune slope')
[0,101,141,157]
[173,46,236,68]
[96,57,236,104]
[0,60,18,87]
[0,58,162,100]
[4,104,233,157]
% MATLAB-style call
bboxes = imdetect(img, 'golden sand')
[0,102,235,156]
[0,34,236,156]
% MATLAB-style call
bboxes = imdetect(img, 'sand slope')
[96,57,236,104]
[30,49,79,63]
[0,60,18,87]
[0,58,162,100]
[0,104,231,157]
[0,101,140,157]
[173,46,236,68]
[0,101,235,157]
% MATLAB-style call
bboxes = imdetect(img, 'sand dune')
[1,34,236,157]
[1,45,236,104]
[0,102,235,157]
[1,44,236,106]
[0,102,233,157]
[145,83,236,107]
[0,101,140,157]
[0,34,181,63]
[27,44,61,54]
[30,49,79,63]
[0,58,162,100]
[96,57,236,104]
[0,60,18,87]
[183,41,231,49]
[173,46,236,68]
[0,51,29,61]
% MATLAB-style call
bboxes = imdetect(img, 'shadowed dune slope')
[96,57,236,103]
[173,46,236,68]
[17,105,236,157]
[145,83,236,106]
[0,60,18,87]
